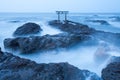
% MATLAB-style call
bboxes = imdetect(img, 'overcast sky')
[0,0,119,13]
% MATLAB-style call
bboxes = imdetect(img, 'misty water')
[0,13,120,77]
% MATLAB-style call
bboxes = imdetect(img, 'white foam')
[16,45,108,76]
[108,21,120,28]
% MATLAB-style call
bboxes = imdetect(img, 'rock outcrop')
[49,20,120,46]
[4,33,89,53]
[102,62,120,80]
[13,22,42,36]
[102,56,120,80]
[49,20,95,34]
[0,48,101,80]
[5,20,120,53]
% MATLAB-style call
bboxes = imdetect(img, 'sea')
[0,13,120,77]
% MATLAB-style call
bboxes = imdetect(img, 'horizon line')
[0,12,120,14]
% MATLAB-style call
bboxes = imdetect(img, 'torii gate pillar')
[56,11,69,23]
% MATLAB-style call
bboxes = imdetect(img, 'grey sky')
[0,0,119,13]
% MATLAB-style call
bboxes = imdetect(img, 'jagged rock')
[102,62,120,80]
[4,33,89,53]
[13,22,42,36]
[49,20,96,34]
[0,49,101,80]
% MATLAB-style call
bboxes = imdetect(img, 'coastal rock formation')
[49,20,120,46]
[13,22,42,36]
[0,48,101,80]
[49,20,95,34]
[4,33,89,53]
[102,62,120,80]
[5,20,120,53]
[102,56,120,80]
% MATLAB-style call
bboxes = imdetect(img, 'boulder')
[13,22,42,36]
[102,62,120,80]
[4,33,90,53]
[0,49,101,80]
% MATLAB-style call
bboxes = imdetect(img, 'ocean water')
[0,13,120,77]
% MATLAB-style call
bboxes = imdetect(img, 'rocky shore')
[49,20,120,46]
[2,20,120,80]
[6,20,119,53]
[0,48,101,80]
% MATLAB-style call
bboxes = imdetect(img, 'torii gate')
[56,11,69,23]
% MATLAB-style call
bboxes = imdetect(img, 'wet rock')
[0,49,101,80]
[49,20,120,47]
[4,33,90,53]
[102,62,120,80]
[13,22,42,36]
[49,20,96,35]
[87,20,110,25]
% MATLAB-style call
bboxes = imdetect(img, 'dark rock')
[13,22,42,36]
[5,20,120,53]
[0,49,101,80]
[93,15,99,17]
[4,33,90,53]
[9,20,21,23]
[49,20,96,35]
[87,20,110,25]
[50,20,120,47]
[102,62,120,80]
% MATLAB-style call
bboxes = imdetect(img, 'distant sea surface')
[0,12,120,33]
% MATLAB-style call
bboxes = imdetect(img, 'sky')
[0,0,120,13]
